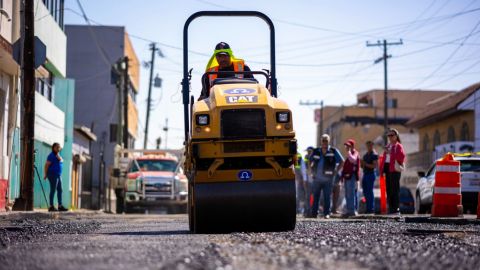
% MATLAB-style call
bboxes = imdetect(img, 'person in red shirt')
[381,128,406,215]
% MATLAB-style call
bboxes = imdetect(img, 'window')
[130,159,178,173]
[388,98,398,109]
[460,160,480,172]
[423,134,430,152]
[42,0,64,29]
[36,78,54,101]
[426,164,436,177]
[433,130,441,149]
[460,122,470,141]
[447,126,456,142]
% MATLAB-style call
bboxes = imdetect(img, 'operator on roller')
[199,42,254,100]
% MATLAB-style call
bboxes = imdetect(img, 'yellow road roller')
[182,11,297,233]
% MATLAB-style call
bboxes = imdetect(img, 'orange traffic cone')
[431,153,463,217]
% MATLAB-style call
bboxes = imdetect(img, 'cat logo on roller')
[226,95,257,104]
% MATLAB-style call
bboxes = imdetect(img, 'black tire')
[415,193,428,214]
[124,203,133,214]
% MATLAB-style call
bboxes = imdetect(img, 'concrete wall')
[458,89,480,151]
[53,78,75,208]
[0,0,13,42]
[34,1,67,76]
[65,25,125,209]
[34,92,65,145]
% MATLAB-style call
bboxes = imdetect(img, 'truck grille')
[224,141,265,153]
[221,109,266,139]
[145,182,171,196]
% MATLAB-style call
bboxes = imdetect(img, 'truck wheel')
[115,189,125,214]
[415,193,427,214]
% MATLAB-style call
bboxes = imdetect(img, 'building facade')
[1,0,75,210]
[0,0,21,210]
[407,82,479,171]
[316,89,454,153]
[65,25,140,210]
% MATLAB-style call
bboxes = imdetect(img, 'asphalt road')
[0,212,479,270]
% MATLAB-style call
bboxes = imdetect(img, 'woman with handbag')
[382,128,406,215]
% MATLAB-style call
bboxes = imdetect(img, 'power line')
[421,58,480,89]
[65,6,480,69]
[395,30,480,58]
[410,19,480,88]
[75,0,113,68]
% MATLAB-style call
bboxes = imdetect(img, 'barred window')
[460,122,470,141]
[447,126,456,143]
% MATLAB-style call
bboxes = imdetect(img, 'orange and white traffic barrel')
[431,153,463,217]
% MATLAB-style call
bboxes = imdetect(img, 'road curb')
[405,216,480,225]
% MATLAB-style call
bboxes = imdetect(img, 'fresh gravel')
[0,213,478,270]
[0,217,100,248]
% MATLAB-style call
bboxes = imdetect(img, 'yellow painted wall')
[127,95,138,138]
[418,111,474,152]
[124,33,140,92]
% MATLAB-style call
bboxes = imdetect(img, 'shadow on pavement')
[102,230,190,236]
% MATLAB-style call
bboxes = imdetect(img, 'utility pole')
[155,137,161,150]
[366,39,403,140]
[144,43,158,149]
[163,118,169,150]
[15,0,35,211]
[112,59,123,147]
[123,56,129,149]
[300,100,323,147]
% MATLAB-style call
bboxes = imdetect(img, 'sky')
[62,0,480,151]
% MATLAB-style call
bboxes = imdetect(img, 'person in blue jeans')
[309,134,344,219]
[43,142,68,212]
[342,139,360,217]
[361,141,378,214]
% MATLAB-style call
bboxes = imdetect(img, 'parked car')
[415,156,480,214]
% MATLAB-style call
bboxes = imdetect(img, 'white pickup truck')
[416,155,480,214]
[112,149,188,213]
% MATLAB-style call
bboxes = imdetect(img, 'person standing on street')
[309,135,344,219]
[303,146,314,217]
[44,142,68,212]
[342,139,360,217]
[381,128,406,215]
[361,141,378,214]
[295,152,308,214]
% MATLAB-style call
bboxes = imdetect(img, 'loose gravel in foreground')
[0,213,478,270]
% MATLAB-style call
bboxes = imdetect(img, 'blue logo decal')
[237,170,253,181]
[224,88,256,95]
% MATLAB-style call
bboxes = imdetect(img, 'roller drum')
[192,180,296,233]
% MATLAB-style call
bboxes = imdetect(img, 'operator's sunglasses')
[387,134,395,137]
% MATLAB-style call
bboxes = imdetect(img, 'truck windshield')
[131,159,178,172]
[460,160,480,172]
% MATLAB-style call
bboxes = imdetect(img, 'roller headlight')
[276,112,290,123]
[196,114,210,126]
